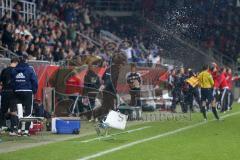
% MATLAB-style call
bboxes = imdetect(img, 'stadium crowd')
[145,0,240,60]
[0,0,162,67]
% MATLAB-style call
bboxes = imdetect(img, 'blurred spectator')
[2,23,14,50]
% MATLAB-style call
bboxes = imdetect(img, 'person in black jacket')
[11,54,38,136]
[1,23,14,51]
[80,52,127,121]
[0,58,19,134]
[89,52,127,120]
[184,69,201,112]
[170,68,186,113]
[83,63,100,120]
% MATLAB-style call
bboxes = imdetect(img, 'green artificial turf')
[0,104,239,160]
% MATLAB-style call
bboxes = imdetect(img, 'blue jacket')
[11,62,38,94]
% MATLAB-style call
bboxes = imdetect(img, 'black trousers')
[171,89,184,112]
[14,91,33,131]
[129,88,141,106]
[227,90,234,109]
[80,91,116,120]
[220,88,229,112]
[184,88,201,112]
[0,90,15,127]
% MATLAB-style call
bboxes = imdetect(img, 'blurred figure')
[83,63,100,120]
[0,58,19,134]
[1,23,14,51]
[225,68,234,110]
[80,52,127,121]
[185,69,201,112]
[167,68,176,96]
[170,68,185,113]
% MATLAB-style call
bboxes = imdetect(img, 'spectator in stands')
[2,23,14,50]
[27,43,35,58]
[12,3,22,23]
[42,46,53,62]
[16,43,28,57]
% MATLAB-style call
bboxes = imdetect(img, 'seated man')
[126,63,142,106]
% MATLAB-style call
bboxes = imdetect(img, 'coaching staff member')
[198,65,219,121]
[0,58,19,132]
[11,54,38,136]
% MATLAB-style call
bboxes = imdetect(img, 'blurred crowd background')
[0,0,239,68]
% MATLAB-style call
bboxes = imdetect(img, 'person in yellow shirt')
[198,65,219,120]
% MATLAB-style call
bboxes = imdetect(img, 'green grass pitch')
[0,104,240,160]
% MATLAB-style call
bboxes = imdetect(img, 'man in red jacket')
[218,68,229,113]
[209,63,220,110]
[225,68,240,110]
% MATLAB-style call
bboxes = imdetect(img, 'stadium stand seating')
[0,0,239,69]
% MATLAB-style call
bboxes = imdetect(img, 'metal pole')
[26,3,30,22]
[23,2,25,21]
[34,3,36,19]
[9,0,12,17]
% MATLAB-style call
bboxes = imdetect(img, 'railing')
[0,0,36,22]
[77,32,102,47]
[0,45,18,58]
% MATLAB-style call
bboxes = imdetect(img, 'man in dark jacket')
[184,69,201,112]
[80,52,127,121]
[11,54,38,136]
[1,23,14,51]
[83,63,100,120]
[170,68,186,113]
[0,58,19,134]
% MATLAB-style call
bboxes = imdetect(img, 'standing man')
[11,54,38,136]
[83,63,100,120]
[218,68,229,113]
[170,69,185,113]
[81,52,127,121]
[0,58,19,135]
[126,63,142,106]
[198,64,220,120]
[185,69,201,112]
[168,69,176,95]
[225,68,234,110]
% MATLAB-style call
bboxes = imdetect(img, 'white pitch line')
[81,126,152,143]
[78,111,240,160]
